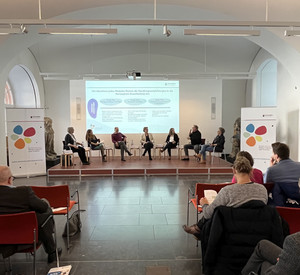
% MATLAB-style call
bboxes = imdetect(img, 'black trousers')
[142,142,153,158]
[72,146,88,163]
[162,142,177,156]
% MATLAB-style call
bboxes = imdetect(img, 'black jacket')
[165,133,179,146]
[212,134,225,152]
[189,130,202,145]
[201,200,284,275]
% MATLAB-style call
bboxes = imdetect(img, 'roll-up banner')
[6,108,46,177]
[241,107,277,174]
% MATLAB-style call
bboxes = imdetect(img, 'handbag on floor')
[62,210,82,237]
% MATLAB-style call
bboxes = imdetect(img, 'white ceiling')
[4,0,298,77]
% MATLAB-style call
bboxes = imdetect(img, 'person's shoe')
[121,159,126,161]
[82,161,90,165]
[160,149,164,152]
[200,160,206,164]
[48,247,62,264]
[102,157,107,162]
[168,157,171,160]
[182,224,201,235]
[181,158,189,161]
[149,157,152,160]
[128,152,133,156]
[142,153,146,157]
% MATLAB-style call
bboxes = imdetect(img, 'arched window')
[256,59,277,107]
[7,65,40,108]
[4,81,14,105]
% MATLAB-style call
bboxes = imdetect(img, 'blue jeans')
[200,145,214,161]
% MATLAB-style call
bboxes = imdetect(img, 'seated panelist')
[182,124,202,161]
[160,128,179,160]
[65,127,89,165]
[85,129,107,162]
[140,127,154,160]
[111,127,132,161]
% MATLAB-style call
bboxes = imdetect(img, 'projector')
[126,70,141,80]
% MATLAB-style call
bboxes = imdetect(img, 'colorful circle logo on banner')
[11,125,36,149]
[243,124,267,147]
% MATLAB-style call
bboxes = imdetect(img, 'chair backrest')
[0,211,38,244]
[202,202,284,275]
[276,206,300,234]
[195,182,233,203]
[31,185,70,208]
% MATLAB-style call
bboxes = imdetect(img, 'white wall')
[247,48,300,161]
[44,81,70,155]
[222,80,247,155]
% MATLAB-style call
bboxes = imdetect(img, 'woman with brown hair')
[160,128,179,160]
[85,129,107,162]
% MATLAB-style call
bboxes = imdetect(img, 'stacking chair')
[187,182,233,225]
[0,211,58,275]
[31,185,80,249]
[209,147,226,164]
[276,206,300,234]
[61,141,74,167]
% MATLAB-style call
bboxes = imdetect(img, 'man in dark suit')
[0,166,61,263]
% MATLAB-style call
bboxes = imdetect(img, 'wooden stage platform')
[48,155,233,177]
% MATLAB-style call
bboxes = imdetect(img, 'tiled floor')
[0,174,232,275]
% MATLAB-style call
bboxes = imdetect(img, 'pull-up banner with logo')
[241,107,277,174]
[6,108,46,177]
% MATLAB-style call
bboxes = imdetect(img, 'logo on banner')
[10,125,36,149]
[243,123,267,147]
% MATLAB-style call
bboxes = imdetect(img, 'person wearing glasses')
[0,166,62,263]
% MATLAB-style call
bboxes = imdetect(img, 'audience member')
[0,166,61,263]
[111,127,132,161]
[85,129,107,162]
[182,125,202,161]
[232,151,263,184]
[182,156,268,236]
[241,232,300,275]
[140,127,154,160]
[264,142,300,206]
[196,127,225,164]
[65,127,89,165]
[160,128,179,160]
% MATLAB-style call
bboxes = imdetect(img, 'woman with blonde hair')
[85,129,107,162]
[140,127,154,160]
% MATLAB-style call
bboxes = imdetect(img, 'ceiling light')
[184,29,260,37]
[284,30,300,37]
[39,28,117,35]
[0,26,27,35]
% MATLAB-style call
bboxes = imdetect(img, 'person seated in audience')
[140,127,154,160]
[182,156,268,237]
[196,127,225,164]
[264,142,300,206]
[182,125,202,161]
[241,232,300,275]
[111,127,132,161]
[160,128,179,160]
[65,126,89,165]
[232,151,263,184]
[0,166,62,263]
[85,129,107,162]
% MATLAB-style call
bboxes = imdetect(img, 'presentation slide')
[86,81,179,134]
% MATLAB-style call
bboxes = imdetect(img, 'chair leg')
[67,212,70,250]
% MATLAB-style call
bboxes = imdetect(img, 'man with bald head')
[0,166,60,263]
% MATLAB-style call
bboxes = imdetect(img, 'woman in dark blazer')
[64,127,89,165]
[160,128,179,160]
